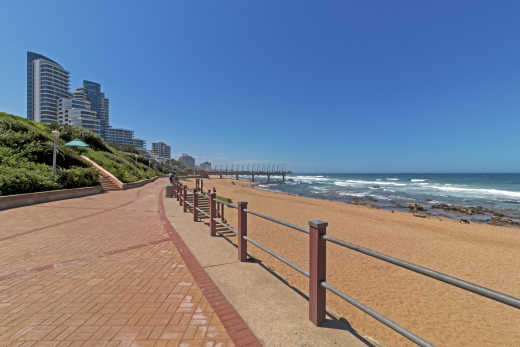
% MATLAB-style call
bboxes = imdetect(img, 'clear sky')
[1,1,519,173]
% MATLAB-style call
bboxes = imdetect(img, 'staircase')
[98,175,121,191]
[81,155,124,192]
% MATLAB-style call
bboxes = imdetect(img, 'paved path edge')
[158,188,262,347]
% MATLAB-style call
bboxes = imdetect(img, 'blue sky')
[1,1,519,173]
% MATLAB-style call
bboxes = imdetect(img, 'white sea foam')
[425,185,520,199]
[292,175,331,183]
[386,178,399,181]
[411,179,427,182]
[334,179,406,187]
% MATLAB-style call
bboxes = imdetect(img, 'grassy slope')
[0,112,164,195]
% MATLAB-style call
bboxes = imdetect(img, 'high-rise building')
[131,138,146,151]
[57,88,100,134]
[104,127,134,146]
[27,51,70,123]
[152,142,171,162]
[199,161,212,171]
[178,154,195,168]
[83,80,109,138]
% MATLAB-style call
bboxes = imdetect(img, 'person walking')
[168,172,174,184]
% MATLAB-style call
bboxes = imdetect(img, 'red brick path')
[0,179,259,346]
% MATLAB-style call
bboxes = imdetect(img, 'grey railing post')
[237,201,248,262]
[210,192,216,236]
[183,185,187,212]
[193,190,198,222]
[309,220,328,325]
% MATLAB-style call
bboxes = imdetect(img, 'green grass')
[0,111,167,195]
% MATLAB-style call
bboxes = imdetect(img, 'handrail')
[245,208,309,234]
[323,235,520,310]
[195,207,210,218]
[321,281,434,347]
[214,218,237,235]
[243,235,309,277]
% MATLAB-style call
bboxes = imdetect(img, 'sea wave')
[334,179,406,187]
[426,185,520,199]
[411,179,427,182]
[386,178,399,181]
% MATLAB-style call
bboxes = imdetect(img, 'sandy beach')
[183,177,520,346]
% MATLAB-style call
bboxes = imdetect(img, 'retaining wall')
[0,185,103,211]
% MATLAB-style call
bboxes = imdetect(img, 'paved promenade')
[0,179,257,346]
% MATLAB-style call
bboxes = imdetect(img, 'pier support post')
[183,186,187,212]
[251,174,255,182]
[209,192,216,236]
[267,174,270,183]
[237,201,248,262]
[193,190,198,221]
[309,219,327,325]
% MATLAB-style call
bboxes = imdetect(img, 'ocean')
[251,173,520,224]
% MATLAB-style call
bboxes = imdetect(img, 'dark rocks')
[413,212,428,218]
[408,203,425,212]
[431,203,491,216]
[459,218,470,224]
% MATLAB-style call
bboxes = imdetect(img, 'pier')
[207,165,291,183]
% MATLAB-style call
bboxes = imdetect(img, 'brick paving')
[0,179,258,346]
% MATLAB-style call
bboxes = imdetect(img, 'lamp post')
[134,154,138,176]
[51,130,59,179]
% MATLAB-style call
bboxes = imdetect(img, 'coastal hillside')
[0,112,164,196]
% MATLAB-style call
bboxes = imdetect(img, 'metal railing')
[168,178,520,346]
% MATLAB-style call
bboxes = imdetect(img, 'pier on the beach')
[207,165,291,183]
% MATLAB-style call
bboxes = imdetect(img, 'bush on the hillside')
[58,167,99,189]
[0,164,61,196]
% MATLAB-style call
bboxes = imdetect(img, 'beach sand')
[183,177,520,346]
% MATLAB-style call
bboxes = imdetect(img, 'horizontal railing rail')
[243,235,310,277]
[168,178,520,346]
[323,235,520,310]
[245,208,309,234]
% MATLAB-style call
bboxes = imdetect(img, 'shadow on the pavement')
[206,223,375,347]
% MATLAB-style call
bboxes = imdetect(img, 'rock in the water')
[459,218,470,224]
[408,203,425,212]
[413,212,427,218]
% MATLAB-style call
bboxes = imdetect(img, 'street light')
[51,130,60,179]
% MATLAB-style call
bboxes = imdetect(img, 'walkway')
[0,179,257,346]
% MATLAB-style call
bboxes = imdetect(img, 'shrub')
[0,164,61,196]
[58,167,99,189]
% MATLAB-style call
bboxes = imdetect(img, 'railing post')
[178,183,182,205]
[193,190,198,221]
[183,185,187,212]
[237,201,248,262]
[201,179,204,192]
[209,192,216,236]
[309,219,328,326]
[221,202,225,222]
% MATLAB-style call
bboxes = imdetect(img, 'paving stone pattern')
[0,179,255,346]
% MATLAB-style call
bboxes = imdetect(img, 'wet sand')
[184,177,520,346]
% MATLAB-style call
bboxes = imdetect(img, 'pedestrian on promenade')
[169,172,174,184]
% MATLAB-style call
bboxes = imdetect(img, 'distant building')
[83,81,109,138]
[151,142,171,162]
[27,51,70,123]
[178,154,195,168]
[199,161,211,171]
[105,127,134,146]
[57,88,100,134]
[131,138,146,151]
